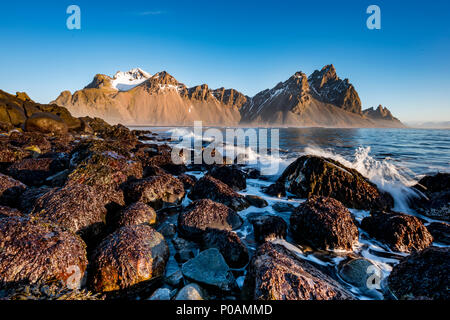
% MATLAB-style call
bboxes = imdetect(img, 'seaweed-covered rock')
[178,173,197,190]
[0,216,88,289]
[243,241,353,300]
[411,173,450,221]
[208,165,247,191]
[269,155,393,210]
[0,205,22,218]
[202,229,249,268]
[0,173,26,206]
[426,222,450,245]
[17,186,51,214]
[249,215,287,244]
[388,246,449,300]
[361,211,433,253]
[90,224,169,293]
[114,202,157,228]
[0,141,28,171]
[189,175,249,211]
[123,174,185,209]
[7,158,67,186]
[24,112,68,135]
[178,199,243,240]
[290,196,359,250]
[31,183,107,241]
[8,131,51,154]
[181,248,238,293]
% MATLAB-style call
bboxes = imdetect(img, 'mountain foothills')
[51,65,403,127]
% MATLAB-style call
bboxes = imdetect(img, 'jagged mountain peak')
[363,105,398,121]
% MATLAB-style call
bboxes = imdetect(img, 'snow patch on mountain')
[111,68,151,91]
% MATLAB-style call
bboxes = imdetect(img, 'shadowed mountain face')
[53,66,404,128]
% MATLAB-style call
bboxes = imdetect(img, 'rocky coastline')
[0,89,448,300]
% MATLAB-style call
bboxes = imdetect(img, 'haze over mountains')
[52,65,404,128]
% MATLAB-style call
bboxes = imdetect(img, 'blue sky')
[0,0,449,122]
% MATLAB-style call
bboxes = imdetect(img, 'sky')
[0,0,449,122]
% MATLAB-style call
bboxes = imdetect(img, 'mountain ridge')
[52,66,405,128]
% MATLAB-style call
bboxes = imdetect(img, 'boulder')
[243,241,353,300]
[245,195,268,208]
[178,173,197,190]
[7,158,67,186]
[148,288,172,300]
[172,236,200,263]
[31,183,107,242]
[0,173,26,206]
[90,224,169,293]
[207,165,247,191]
[290,196,359,250]
[113,202,157,229]
[17,186,51,214]
[0,216,87,289]
[411,173,450,221]
[178,199,243,240]
[262,182,286,198]
[181,248,238,293]
[338,257,381,292]
[388,246,449,300]
[426,222,450,245]
[202,229,249,268]
[123,174,185,209]
[269,155,393,210]
[0,104,26,127]
[249,215,287,244]
[24,112,68,135]
[189,175,249,211]
[175,283,205,300]
[361,211,433,253]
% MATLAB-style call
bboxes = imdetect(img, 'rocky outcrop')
[243,241,353,300]
[112,202,157,229]
[361,211,433,253]
[268,155,393,210]
[177,199,243,240]
[207,165,247,191]
[290,196,359,250]
[90,224,169,293]
[388,246,449,300]
[7,158,67,186]
[24,113,69,135]
[202,229,249,268]
[189,175,249,211]
[0,216,88,289]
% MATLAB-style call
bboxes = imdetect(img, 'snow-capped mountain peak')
[112,68,151,91]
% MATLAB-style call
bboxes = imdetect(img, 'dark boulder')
[249,215,287,244]
[207,165,247,191]
[0,173,26,206]
[202,229,249,268]
[178,199,243,240]
[17,186,52,214]
[410,173,450,221]
[290,196,359,250]
[426,222,450,245]
[24,112,68,135]
[361,211,433,253]
[243,241,353,300]
[178,173,197,190]
[388,246,449,300]
[269,155,393,210]
[31,183,107,242]
[181,248,238,293]
[122,174,185,209]
[90,224,169,293]
[245,195,268,208]
[7,158,67,186]
[0,216,88,289]
[189,175,249,211]
[113,202,157,229]
[262,182,286,198]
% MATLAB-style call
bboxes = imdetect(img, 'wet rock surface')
[202,229,249,268]
[243,241,353,300]
[361,211,433,253]
[270,155,393,210]
[189,175,249,211]
[249,215,287,244]
[426,222,450,245]
[0,216,88,289]
[290,196,359,250]
[178,199,243,240]
[388,246,449,300]
[90,224,169,293]
[207,165,247,191]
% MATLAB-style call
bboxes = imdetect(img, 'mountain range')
[52,65,404,128]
